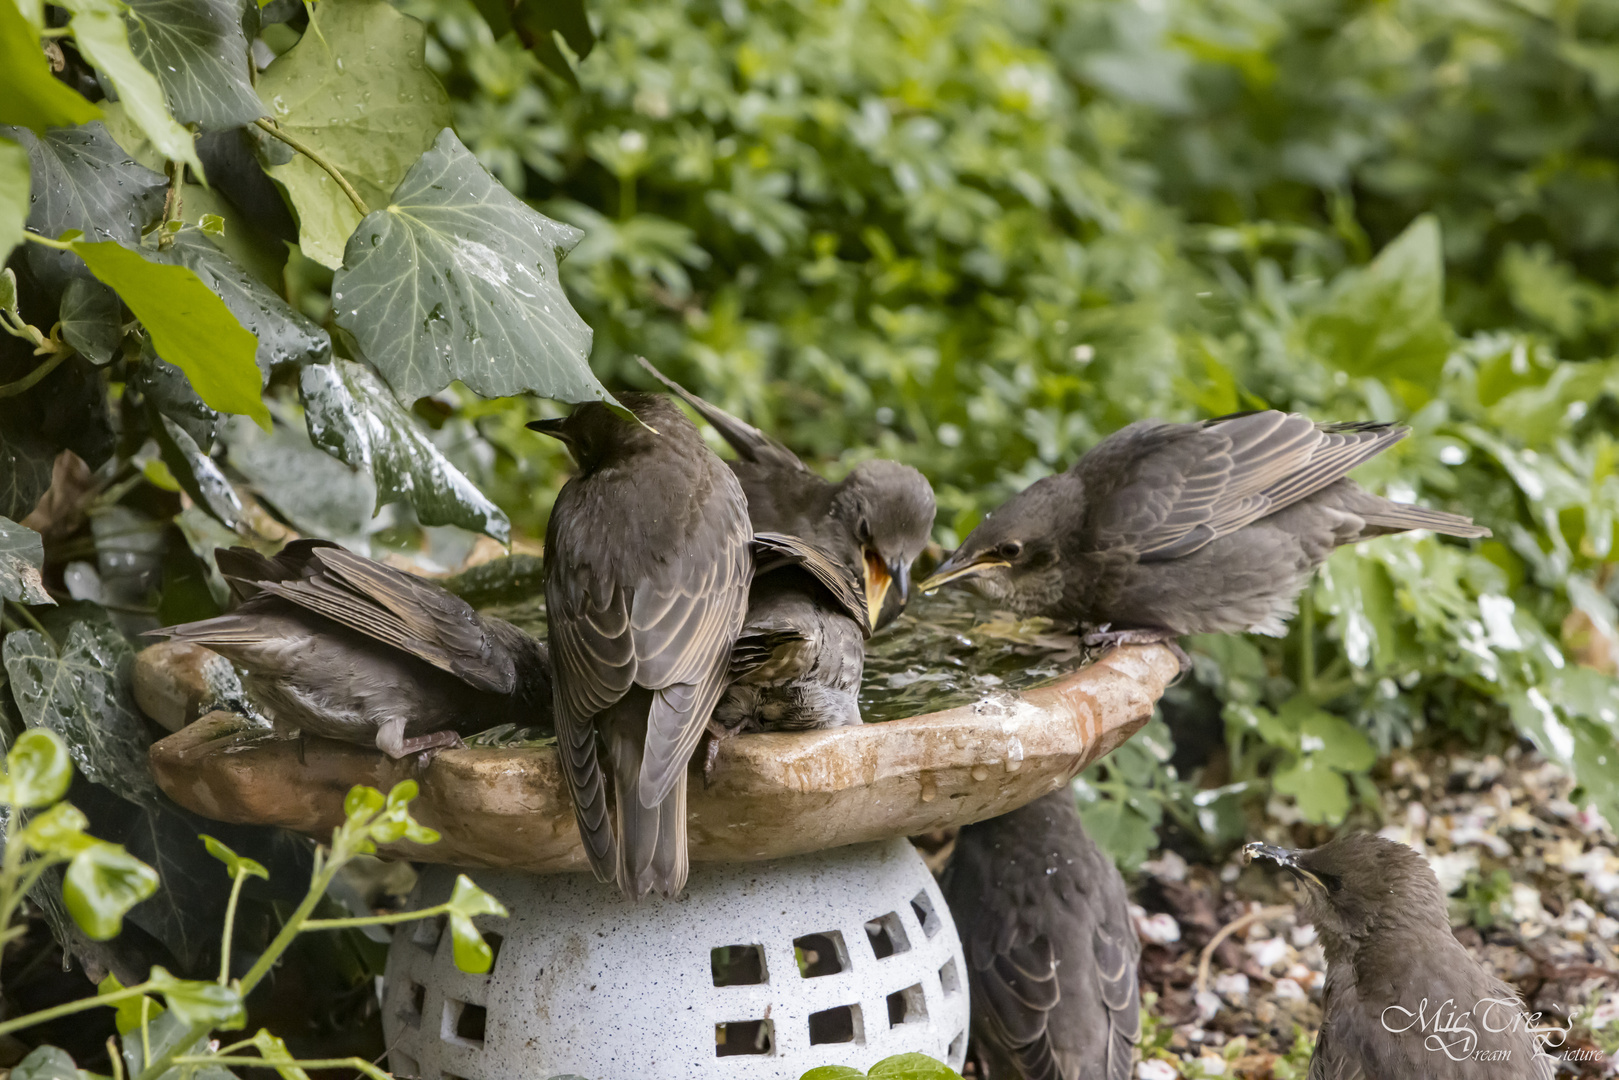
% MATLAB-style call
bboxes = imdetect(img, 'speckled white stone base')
[382,838,970,1080]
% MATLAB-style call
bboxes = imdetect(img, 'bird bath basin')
[142,639,1178,872]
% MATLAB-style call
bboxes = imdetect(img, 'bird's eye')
[1318,872,1343,894]
[858,517,872,544]
[997,541,1023,560]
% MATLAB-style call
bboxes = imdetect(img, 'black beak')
[526,417,569,438]
[889,558,910,606]
[1243,841,1324,889]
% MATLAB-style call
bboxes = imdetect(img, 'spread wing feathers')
[1096,412,1409,562]
[728,627,808,682]
[638,357,808,475]
[243,546,516,695]
[1093,923,1142,1080]
[752,531,869,634]
[215,539,341,602]
[975,936,1065,1080]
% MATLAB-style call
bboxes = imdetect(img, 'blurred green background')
[375,0,1619,865]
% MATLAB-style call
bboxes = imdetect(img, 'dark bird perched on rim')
[149,540,553,758]
[943,789,1141,1080]
[1246,834,1555,1080]
[709,531,869,755]
[638,357,935,631]
[919,412,1489,664]
[531,393,752,901]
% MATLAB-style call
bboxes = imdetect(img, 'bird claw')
[701,729,726,786]
[1079,627,1192,678]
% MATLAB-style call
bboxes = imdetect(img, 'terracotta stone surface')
[145,644,1179,871]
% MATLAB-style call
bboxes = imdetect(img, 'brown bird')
[920,413,1488,662]
[149,540,551,757]
[1246,834,1555,1079]
[942,789,1141,1080]
[533,394,752,900]
[638,358,935,630]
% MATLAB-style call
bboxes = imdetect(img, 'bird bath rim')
[143,643,1179,873]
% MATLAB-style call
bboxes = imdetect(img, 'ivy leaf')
[1272,755,1350,825]
[1303,214,1452,395]
[12,1046,93,1080]
[445,873,508,974]
[150,407,243,529]
[147,965,247,1028]
[469,0,595,87]
[0,135,30,265]
[5,122,166,298]
[58,277,124,364]
[73,239,269,426]
[866,1055,965,1080]
[0,0,102,134]
[154,232,330,377]
[201,834,269,880]
[0,423,54,521]
[126,0,265,130]
[130,345,219,446]
[57,0,202,176]
[221,412,374,539]
[336,360,511,541]
[1,622,162,806]
[332,128,602,405]
[63,840,160,940]
[299,360,371,469]
[255,0,451,269]
[0,515,51,605]
[4,728,74,808]
[799,1070,867,1080]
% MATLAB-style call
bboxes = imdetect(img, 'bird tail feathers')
[1359,499,1491,539]
[605,689,689,900]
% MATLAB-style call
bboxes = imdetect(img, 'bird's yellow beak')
[863,551,890,631]
[917,552,1009,594]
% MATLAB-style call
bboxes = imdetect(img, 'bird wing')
[1308,969,1370,1080]
[638,357,809,474]
[1084,412,1407,563]
[1092,921,1141,1080]
[244,546,518,695]
[214,538,341,603]
[752,531,869,635]
[971,933,1065,1080]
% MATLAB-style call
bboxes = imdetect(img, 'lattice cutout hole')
[442,999,487,1049]
[808,1003,864,1045]
[715,1019,774,1056]
[794,930,848,977]
[886,982,927,1027]
[910,890,942,939]
[865,911,911,959]
[403,981,426,1026]
[948,1030,966,1061]
[392,1054,419,1079]
[939,957,961,996]
[711,944,768,986]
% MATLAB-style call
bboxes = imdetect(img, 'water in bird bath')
[451,557,1086,738]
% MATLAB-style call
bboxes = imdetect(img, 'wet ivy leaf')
[799,1069,866,1080]
[1303,215,1451,394]
[154,232,330,377]
[332,128,602,405]
[4,728,74,808]
[1,623,161,806]
[0,1,102,135]
[0,515,51,605]
[12,1046,93,1080]
[445,873,507,974]
[4,122,166,297]
[337,361,510,541]
[58,277,123,365]
[57,0,201,176]
[299,360,370,469]
[0,136,29,265]
[151,408,243,529]
[148,965,247,1028]
[126,0,265,130]
[74,240,269,426]
[63,840,160,940]
[255,0,451,269]
[866,1055,964,1080]
[131,346,220,447]
[222,412,373,539]
[201,834,268,880]
[0,423,55,521]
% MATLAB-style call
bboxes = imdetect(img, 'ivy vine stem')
[252,118,370,217]
[0,351,71,398]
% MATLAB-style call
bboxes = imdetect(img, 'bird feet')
[1079,625,1192,677]
[394,729,466,766]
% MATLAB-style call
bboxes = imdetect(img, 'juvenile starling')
[532,394,751,900]
[711,531,869,741]
[943,789,1141,1080]
[639,358,935,630]
[920,413,1488,658]
[1246,834,1555,1079]
[151,540,552,758]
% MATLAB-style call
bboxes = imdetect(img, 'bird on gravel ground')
[919,412,1488,666]
[1246,834,1555,1080]
[532,393,752,901]
[150,539,552,758]
[638,357,935,631]
[943,789,1141,1080]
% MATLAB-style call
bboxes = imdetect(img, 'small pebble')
[1195,1053,1226,1075]
[1291,924,1318,948]
[1273,977,1306,1002]
[1137,1060,1178,1080]
[1245,937,1288,969]
[1214,972,1250,1004]
[1130,904,1182,945]
[1141,849,1189,883]
[1194,990,1221,1023]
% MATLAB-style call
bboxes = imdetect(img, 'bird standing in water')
[943,789,1141,1080]
[1246,834,1554,1079]
[534,394,751,900]
[920,412,1488,664]
[150,540,552,757]
[639,358,934,631]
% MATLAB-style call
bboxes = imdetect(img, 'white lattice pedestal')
[382,838,970,1080]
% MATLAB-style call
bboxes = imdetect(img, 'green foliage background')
[403,0,1619,862]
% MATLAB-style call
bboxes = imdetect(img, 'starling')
[639,358,935,630]
[710,531,869,745]
[150,540,552,758]
[532,394,751,900]
[919,412,1488,658]
[943,789,1140,1080]
[1246,834,1555,1079]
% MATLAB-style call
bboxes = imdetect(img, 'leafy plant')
[800,1053,964,1080]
